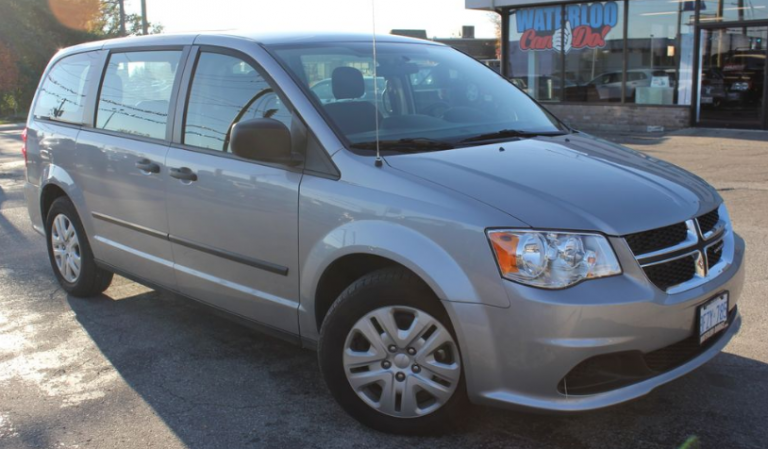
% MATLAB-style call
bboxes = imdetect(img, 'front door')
[165,49,302,334]
[698,25,768,129]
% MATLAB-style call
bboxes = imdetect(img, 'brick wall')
[543,104,691,133]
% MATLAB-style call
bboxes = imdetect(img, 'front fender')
[298,220,511,341]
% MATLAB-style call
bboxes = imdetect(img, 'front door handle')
[135,158,160,174]
[169,167,198,182]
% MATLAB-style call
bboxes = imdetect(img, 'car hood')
[385,133,721,236]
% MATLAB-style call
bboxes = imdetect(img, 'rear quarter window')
[33,52,98,125]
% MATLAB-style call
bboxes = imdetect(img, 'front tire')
[318,267,467,434]
[45,197,113,297]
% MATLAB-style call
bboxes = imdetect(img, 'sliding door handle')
[169,167,198,182]
[135,158,160,174]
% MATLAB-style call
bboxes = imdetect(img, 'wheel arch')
[300,220,497,342]
[40,183,68,221]
[39,166,91,235]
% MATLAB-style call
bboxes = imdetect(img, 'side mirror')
[230,118,302,166]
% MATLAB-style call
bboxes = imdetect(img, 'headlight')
[487,230,621,289]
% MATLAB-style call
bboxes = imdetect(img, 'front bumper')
[445,232,746,412]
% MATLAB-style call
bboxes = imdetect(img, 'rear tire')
[45,197,113,297]
[318,267,467,434]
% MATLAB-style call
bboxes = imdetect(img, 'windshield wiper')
[350,138,455,153]
[460,129,568,144]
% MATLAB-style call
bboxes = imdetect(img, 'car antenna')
[371,0,383,167]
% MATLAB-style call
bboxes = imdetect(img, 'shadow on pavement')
[65,286,768,449]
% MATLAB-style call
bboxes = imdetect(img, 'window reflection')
[96,51,182,140]
[33,53,97,124]
[184,52,292,152]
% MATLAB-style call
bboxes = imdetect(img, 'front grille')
[625,222,688,256]
[558,307,736,395]
[707,241,724,269]
[643,254,697,291]
[698,208,720,235]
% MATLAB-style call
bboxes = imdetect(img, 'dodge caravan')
[23,32,745,434]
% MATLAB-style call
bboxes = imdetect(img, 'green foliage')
[0,0,162,117]
[89,0,164,37]
[678,435,701,449]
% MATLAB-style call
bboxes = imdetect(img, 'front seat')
[324,67,381,136]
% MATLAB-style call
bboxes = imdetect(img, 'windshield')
[270,42,567,150]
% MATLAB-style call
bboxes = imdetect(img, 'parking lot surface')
[1,125,767,448]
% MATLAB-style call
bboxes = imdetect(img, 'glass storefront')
[508,0,696,104]
[700,0,768,24]
[503,0,768,128]
[699,25,767,127]
[508,5,565,101]
[563,2,625,102]
[627,0,697,105]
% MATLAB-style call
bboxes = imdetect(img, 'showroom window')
[507,0,703,105]
[626,0,696,105]
[562,1,626,102]
[509,1,625,102]
[700,0,768,23]
[508,5,565,101]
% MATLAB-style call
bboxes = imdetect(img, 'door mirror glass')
[230,118,297,164]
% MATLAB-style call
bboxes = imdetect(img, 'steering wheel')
[423,101,450,119]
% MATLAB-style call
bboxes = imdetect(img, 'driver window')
[184,52,292,152]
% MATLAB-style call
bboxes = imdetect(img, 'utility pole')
[117,0,127,36]
[141,0,149,35]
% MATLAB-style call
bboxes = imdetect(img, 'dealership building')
[467,0,768,131]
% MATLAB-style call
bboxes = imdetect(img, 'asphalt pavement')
[1,125,767,448]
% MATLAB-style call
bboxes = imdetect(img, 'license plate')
[698,292,729,344]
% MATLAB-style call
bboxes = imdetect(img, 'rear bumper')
[445,232,746,412]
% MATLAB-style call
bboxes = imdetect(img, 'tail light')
[21,127,28,166]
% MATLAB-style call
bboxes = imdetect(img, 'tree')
[89,0,164,37]
[0,0,163,117]
[0,45,20,93]
[0,44,21,116]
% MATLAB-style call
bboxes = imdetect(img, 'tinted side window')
[96,50,182,140]
[33,52,98,124]
[184,52,292,152]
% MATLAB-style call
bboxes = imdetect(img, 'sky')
[123,0,498,39]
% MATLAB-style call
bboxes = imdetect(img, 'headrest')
[332,67,365,100]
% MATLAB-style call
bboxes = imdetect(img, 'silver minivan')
[23,32,745,434]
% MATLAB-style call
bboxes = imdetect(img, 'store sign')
[516,2,619,53]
